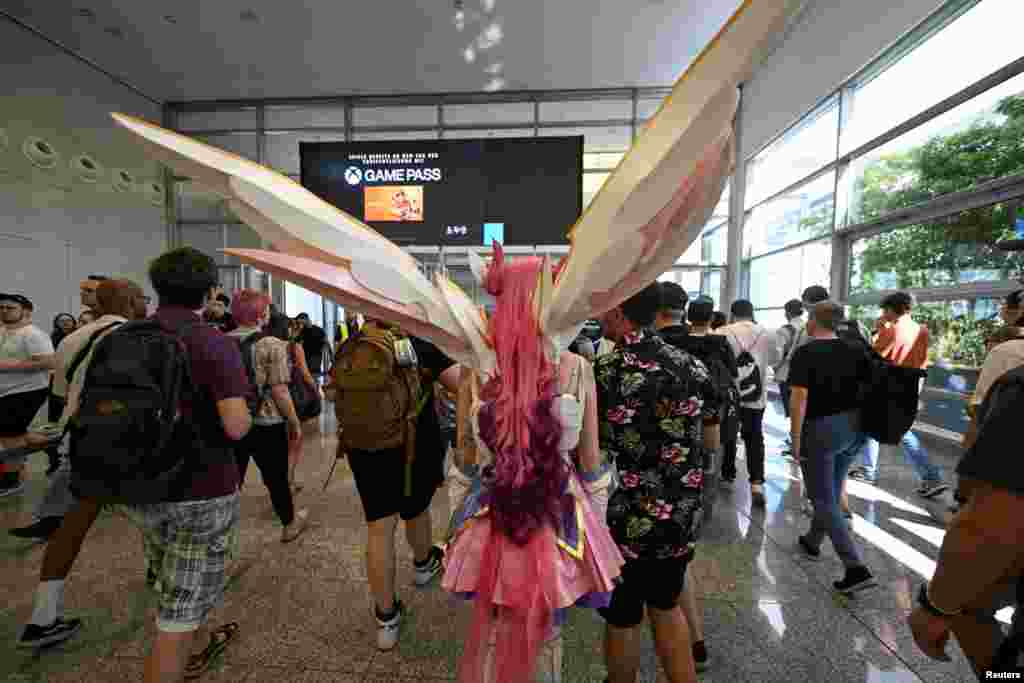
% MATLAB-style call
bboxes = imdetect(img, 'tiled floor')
[0,398,989,682]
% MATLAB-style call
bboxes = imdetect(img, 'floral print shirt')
[595,330,721,561]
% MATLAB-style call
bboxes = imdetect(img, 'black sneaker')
[414,545,444,587]
[797,535,821,560]
[834,566,876,595]
[0,475,25,498]
[16,618,83,648]
[9,517,62,541]
[693,639,708,671]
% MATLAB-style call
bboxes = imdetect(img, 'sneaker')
[917,482,950,499]
[720,475,735,486]
[797,535,821,560]
[375,600,404,651]
[842,508,853,520]
[0,477,25,498]
[834,566,876,595]
[281,508,309,543]
[801,499,814,516]
[849,470,877,484]
[9,516,62,541]
[16,618,83,648]
[750,483,766,506]
[414,545,445,587]
[692,640,708,672]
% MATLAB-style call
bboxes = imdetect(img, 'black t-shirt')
[300,325,327,367]
[788,339,868,420]
[957,368,1024,495]
[411,336,455,456]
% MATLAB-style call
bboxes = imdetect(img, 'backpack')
[854,342,927,445]
[731,331,764,404]
[288,343,322,421]
[836,319,871,350]
[331,323,423,453]
[68,320,206,504]
[236,331,269,417]
[665,333,740,441]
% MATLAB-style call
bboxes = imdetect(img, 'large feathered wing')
[109,113,484,367]
[542,0,807,337]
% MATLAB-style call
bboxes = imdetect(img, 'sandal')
[184,622,239,679]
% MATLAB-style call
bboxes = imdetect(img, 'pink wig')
[231,289,270,327]
[476,244,568,545]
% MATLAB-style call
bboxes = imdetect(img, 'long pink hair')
[476,244,568,545]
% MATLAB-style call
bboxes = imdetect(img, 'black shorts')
[347,442,444,523]
[599,556,691,628]
[0,388,48,437]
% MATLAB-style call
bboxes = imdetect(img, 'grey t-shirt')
[0,324,54,398]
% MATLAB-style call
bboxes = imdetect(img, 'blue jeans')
[860,431,941,483]
[801,411,866,569]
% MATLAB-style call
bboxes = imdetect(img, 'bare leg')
[366,515,399,612]
[840,479,851,516]
[605,623,642,683]
[679,578,704,644]
[404,508,434,564]
[648,605,697,683]
[145,629,194,683]
[40,499,101,580]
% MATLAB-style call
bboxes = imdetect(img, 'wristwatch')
[917,583,961,618]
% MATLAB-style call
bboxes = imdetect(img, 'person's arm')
[576,359,602,474]
[265,342,302,440]
[454,366,478,469]
[789,386,808,458]
[291,343,317,389]
[438,364,461,395]
[217,398,252,441]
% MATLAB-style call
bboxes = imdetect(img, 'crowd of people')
[2,245,1024,682]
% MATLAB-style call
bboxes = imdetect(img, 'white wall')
[740,0,946,161]
[0,18,167,326]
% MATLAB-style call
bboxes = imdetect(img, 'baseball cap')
[0,293,33,310]
[687,296,715,323]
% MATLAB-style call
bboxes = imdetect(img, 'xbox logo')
[344,166,363,185]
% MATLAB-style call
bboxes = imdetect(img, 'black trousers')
[235,422,295,526]
[721,406,766,484]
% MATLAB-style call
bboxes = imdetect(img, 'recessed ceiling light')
[104,26,124,38]
[239,9,260,23]
[162,15,177,24]
[76,8,96,20]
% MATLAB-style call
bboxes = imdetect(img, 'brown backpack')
[331,323,423,458]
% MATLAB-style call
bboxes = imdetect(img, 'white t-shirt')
[0,324,54,398]
[715,320,781,410]
[972,340,1024,407]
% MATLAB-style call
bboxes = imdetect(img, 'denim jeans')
[860,431,941,483]
[801,411,866,569]
[722,407,766,483]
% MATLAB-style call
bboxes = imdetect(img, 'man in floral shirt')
[595,283,721,683]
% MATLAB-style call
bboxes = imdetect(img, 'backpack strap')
[65,321,124,385]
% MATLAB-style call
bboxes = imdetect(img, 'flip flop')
[184,622,239,679]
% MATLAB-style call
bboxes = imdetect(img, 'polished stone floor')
[0,397,991,682]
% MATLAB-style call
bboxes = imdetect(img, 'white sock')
[29,580,65,626]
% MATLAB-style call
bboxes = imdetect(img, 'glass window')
[844,70,1024,226]
[745,240,832,311]
[263,131,347,175]
[352,106,437,128]
[264,105,346,129]
[745,97,839,207]
[702,270,723,310]
[636,96,666,121]
[701,222,727,265]
[743,172,835,259]
[194,133,260,161]
[584,151,626,170]
[284,282,323,327]
[350,130,439,141]
[583,172,609,208]
[841,0,1024,154]
[539,125,631,152]
[443,102,533,126]
[849,204,1024,293]
[177,109,261,131]
[753,308,788,329]
[539,99,632,123]
[441,128,533,139]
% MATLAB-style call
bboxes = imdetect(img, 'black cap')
[659,281,688,312]
[688,296,715,324]
[0,293,33,310]
[801,285,830,305]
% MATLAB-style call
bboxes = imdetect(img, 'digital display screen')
[300,137,583,246]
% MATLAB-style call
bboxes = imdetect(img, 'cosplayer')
[108,4,801,681]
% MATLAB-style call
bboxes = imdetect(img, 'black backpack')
[69,320,205,504]
[236,332,269,416]
[854,342,927,445]
[665,333,740,439]
[731,332,764,404]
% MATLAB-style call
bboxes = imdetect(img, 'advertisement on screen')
[300,138,582,246]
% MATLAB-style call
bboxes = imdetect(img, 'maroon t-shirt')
[154,306,250,501]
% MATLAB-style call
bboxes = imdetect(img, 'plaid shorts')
[120,492,240,632]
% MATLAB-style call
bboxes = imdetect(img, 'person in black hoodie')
[654,288,737,673]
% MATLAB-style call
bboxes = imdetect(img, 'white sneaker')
[375,601,403,651]
[414,545,445,587]
[750,483,766,505]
